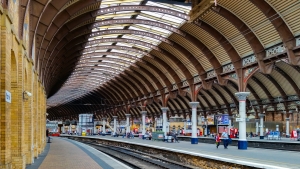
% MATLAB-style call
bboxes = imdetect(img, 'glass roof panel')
[122,34,160,44]
[129,25,168,36]
[115,42,133,47]
[146,1,166,8]
[48,0,191,106]
[96,12,137,20]
[89,34,119,40]
[101,0,143,6]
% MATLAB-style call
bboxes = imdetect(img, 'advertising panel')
[207,115,215,125]
[216,115,229,125]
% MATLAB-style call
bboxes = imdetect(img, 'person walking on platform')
[221,131,229,149]
[172,132,179,143]
[215,133,221,148]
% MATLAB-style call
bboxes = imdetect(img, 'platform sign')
[235,118,244,122]
[5,90,11,103]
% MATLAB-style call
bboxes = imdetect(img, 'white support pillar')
[125,114,131,133]
[276,125,279,132]
[259,114,265,139]
[235,92,250,150]
[190,102,199,144]
[69,124,72,134]
[94,121,97,135]
[62,124,65,134]
[227,116,232,135]
[161,107,168,136]
[75,123,82,136]
[204,118,208,136]
[255,119,259,135]
[102,118,106,134]
[286,118,290,137]
[113,116,118,136]
[141,111,147,137]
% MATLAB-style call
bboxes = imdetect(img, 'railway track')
[79,140,198,169]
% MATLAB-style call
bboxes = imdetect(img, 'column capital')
[141,111,147,115]
[189,102,199,108]
[235,92,250,101]
[258,113,265,117]
[255,118,260,122]
[113,116,118,119]
[286,118,290,121]
[161,107,168,112]
[125,114,131,117]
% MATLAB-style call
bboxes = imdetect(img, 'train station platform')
[26,137,131,169]
[63,135,300,169]
[177,135,300,151]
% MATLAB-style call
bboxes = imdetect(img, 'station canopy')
[31,0,300,119]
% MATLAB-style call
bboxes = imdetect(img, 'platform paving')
[28,137,131,169]
[197,136,300,143]
[71,135,300,169]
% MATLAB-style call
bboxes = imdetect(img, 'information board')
[216,115,229,125]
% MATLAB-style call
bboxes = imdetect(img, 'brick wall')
[0,8,46,169]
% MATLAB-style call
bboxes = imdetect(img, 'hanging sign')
[5,90,11,103]
[236,118,244,122]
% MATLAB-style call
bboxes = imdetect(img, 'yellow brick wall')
[0,4,47,169]
[1,11,12,168]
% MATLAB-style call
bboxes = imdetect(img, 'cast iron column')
[190,102,199,144]
[141,111,147,136]
[286,118,290,137]
[255,118,259,136]
[102,118,106,134]
[125,114,131,133]
[161,107,168,136]
[113,116,117,135]
[62,124,65,134]
[228,116,232,135]
[259,113,265,139]
[235,92,250,150]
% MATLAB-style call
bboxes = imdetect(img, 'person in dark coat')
[46,129,51,143]
[172,132,179,143]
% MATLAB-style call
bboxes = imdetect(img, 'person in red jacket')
[215,133,221,148]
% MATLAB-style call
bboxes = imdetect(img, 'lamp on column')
[23,91,32,101]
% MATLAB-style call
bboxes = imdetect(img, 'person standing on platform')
[215,133,221,148]
[46,129,51,143]
[221,130,229,149]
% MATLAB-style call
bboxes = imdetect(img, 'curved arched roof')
[28,0,300,120]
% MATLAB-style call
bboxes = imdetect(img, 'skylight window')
[48,0,191,106]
